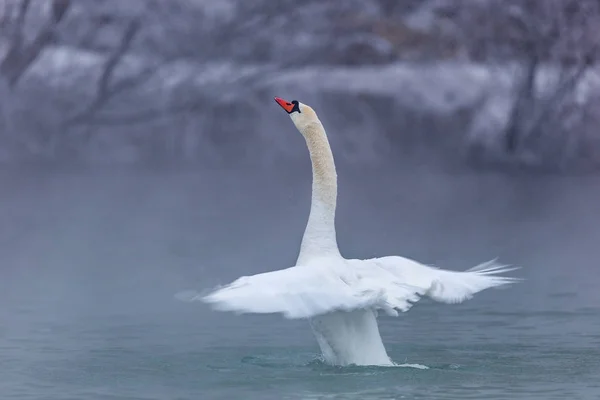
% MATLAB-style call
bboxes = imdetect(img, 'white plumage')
[194,97,521,366]
[202,257,519,320]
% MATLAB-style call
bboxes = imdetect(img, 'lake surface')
[1,164,599,399]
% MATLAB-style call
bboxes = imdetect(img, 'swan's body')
[198,98,520,366]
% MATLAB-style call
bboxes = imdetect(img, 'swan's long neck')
[297,121,341,264]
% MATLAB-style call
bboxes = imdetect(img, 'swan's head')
[274,97,319,132]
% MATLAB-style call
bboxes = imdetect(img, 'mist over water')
[1,160,599,399]
[2,0,600,398]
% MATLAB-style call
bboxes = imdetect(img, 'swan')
[195,97,521,366]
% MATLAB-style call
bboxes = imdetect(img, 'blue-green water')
[1,167,600,399]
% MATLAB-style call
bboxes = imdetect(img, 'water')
[1,164,600,399]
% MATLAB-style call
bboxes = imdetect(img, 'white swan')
[197,97,520,366]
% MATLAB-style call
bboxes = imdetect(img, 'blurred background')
[1,1,600,399]
[1,0,599,169]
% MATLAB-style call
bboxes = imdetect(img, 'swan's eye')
[291,100,301,113]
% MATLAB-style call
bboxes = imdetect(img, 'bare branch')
[504,53,539,152]
[65,64,161,126]
[1,0,32,77]
[51,0,70,23]
[0,0,71,88]
[97,18,140,98]
[76,16,110,48]
[63,18,164,126]
[524,62,591,147]
[13,0,31,47]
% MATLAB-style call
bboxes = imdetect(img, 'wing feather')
[198,265,383,319]
[190,257,520,319]
[354,256,521,314]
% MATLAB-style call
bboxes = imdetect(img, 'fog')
[2,163,600,398]
[1,1,600,398]
[2,163,599,323]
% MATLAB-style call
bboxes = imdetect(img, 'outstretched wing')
[348,256,521,316]
[188,257,520,319]
[192,264,385,319]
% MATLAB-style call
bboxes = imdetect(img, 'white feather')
[200,257,520,319]
[193,98,522,366]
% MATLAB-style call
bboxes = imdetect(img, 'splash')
[176,290,430,369]
[307,357,429,371]
[391,362,429,370]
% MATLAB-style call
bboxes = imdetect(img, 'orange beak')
[274,97,295,113]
